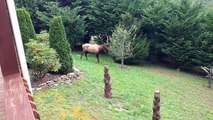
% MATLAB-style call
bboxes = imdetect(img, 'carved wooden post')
[152,90,160,120]
[104,65,112,98]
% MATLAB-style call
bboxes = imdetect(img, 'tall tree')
[197,8,213,67]
[16,8,36,46]
[49,16,73,73]
[86,0,123,36]
[161,0,205,67]
[37,2,87,47]
[15,0,40,32]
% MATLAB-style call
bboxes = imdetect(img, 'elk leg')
[85,52,88,60]
[80,52,84,59]
[96,54,99,63]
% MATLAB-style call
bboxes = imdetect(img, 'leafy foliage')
[49,16,73,73]
[37,32,49,42]
[197,8,213,67]
[15,0,213,68]
[25,40,61,81]
[16,8,36,47]
[86,0,123,35]
[37,2,87,47]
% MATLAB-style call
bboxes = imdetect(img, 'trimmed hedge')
[16,8,36,46]
[49,16,73,74]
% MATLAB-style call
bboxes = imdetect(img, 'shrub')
[25,40,61,81]
[49,16,73,73]
[16,8,36,46]
[37,32,49,42]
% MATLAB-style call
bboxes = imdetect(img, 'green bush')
[16,8,36,46]
[25,40,61,81]
[49,16,73,73]
[37,32,49,42]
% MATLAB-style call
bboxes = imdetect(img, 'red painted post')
[104,65,112,98]
[152,90,160,120]
[0,0,20,76]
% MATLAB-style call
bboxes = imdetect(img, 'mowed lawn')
[34,52,213,120]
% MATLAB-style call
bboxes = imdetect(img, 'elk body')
[81,43,108,63]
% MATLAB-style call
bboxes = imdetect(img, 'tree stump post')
[104,65,112,98]
[152,90,160,120]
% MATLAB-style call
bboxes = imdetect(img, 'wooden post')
[152,90,160,120]
[104,65,112,98]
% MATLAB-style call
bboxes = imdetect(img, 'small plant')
[26,40,61,81]
[201,66,213,88]
[109,25,136,68]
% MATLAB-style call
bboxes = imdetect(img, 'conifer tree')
[161,0,204,67]
[37,2,87,47]
[49,16,73,73]
[15,0,40,32]
[16,8,36,46]
[197,8,213,67]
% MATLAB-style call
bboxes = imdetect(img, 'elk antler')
[201,66,210,74]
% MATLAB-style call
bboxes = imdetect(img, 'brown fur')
[80,43,108,63]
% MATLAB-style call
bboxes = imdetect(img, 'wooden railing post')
[152,90,160,120]
[104,65,112,98]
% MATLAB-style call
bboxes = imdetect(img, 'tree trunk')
[152,90,160,120]
[121,58,124,68]
[104,65,112,98]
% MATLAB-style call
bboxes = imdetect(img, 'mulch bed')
[31,73,62,88]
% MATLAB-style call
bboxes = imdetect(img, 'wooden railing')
[4,73,40,120]
[23,79,40,120]
[0,66,5,119]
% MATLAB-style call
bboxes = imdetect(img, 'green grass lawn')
[34,52,213,120]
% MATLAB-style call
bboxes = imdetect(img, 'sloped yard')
[34,52,213,120]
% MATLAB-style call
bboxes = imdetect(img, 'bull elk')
[80,43,108,63]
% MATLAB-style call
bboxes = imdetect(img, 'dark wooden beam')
[0,0,20,76]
